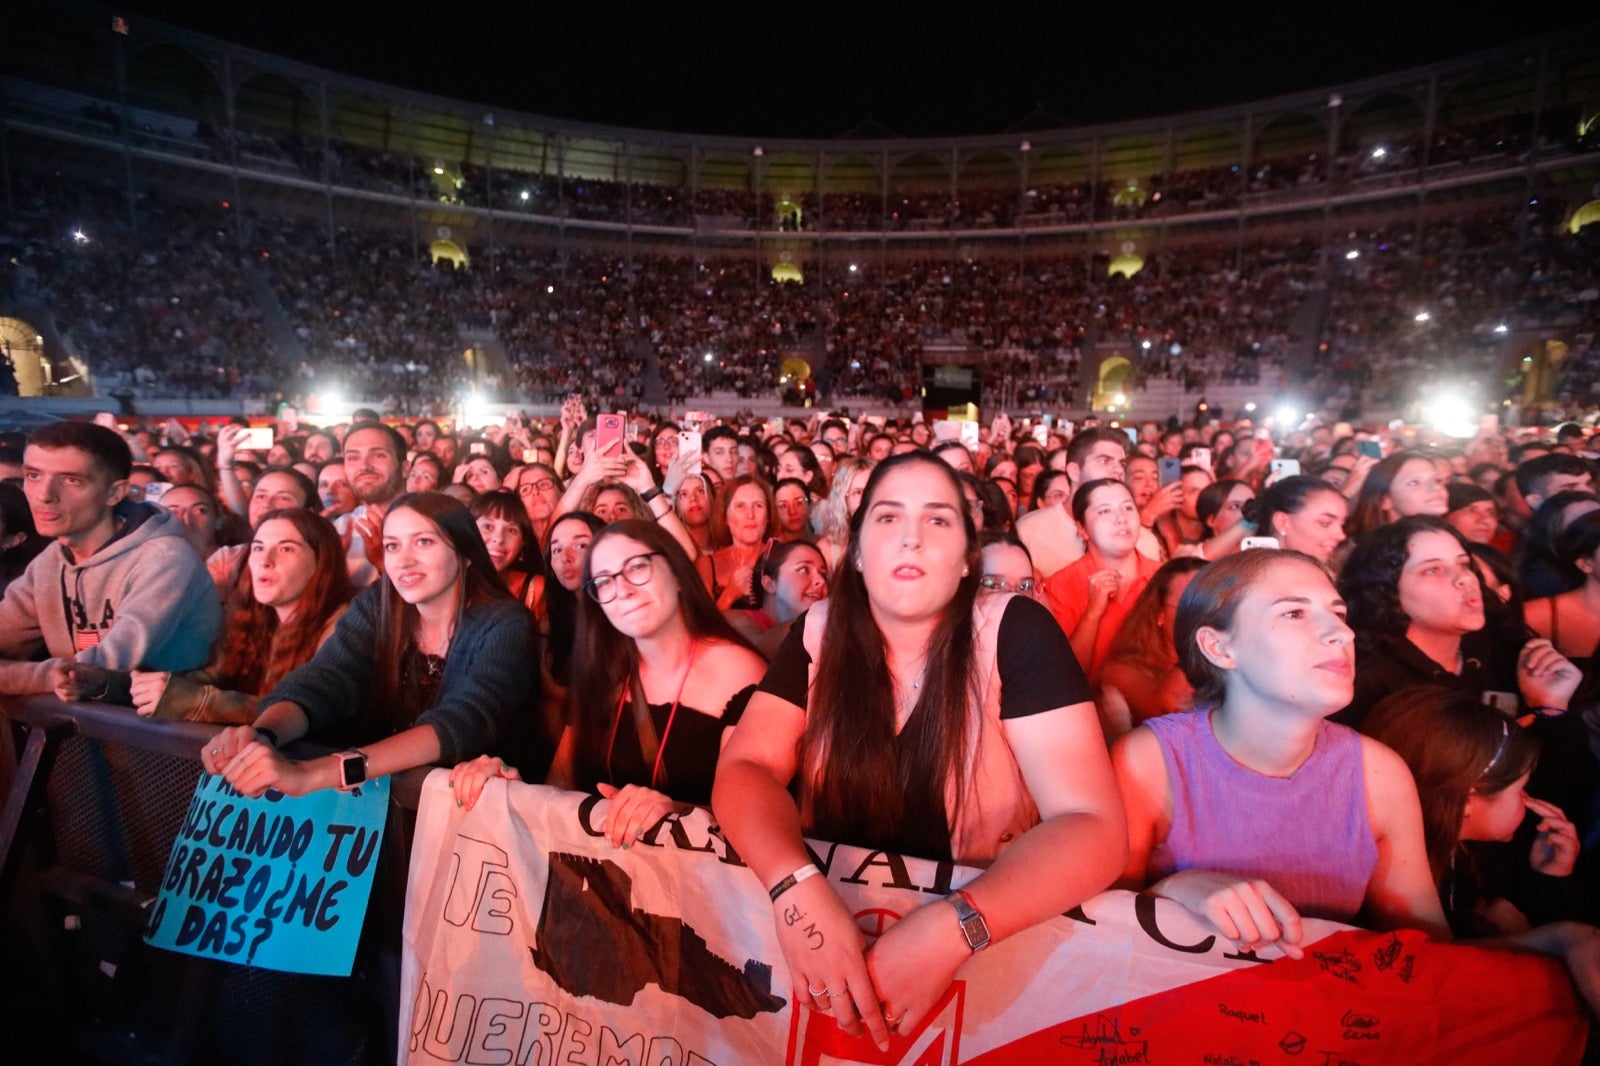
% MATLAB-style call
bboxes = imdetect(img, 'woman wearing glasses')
[976,532,1040,600]
[453,520,765,848]
[713,454,1123,1046]
[510,462,563,545]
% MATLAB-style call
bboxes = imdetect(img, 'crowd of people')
[4,397,1600,1045]
[6,172,1597,425]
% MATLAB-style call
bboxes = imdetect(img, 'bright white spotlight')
[1113,392,1127,406]
[703,352,714,363]
[72,229,89,244]
[1244,402,1257,412]
[1371,147,1387,160]
[1141,340,1152,350]
[1425,390,1477,439]
[1345,250,1360,260]
[462,393,492,429]
[1494,323,1508,334]
[1275,407,1299,428]
[1414,311,1431,322]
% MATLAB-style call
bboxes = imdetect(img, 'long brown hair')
[708,474,780,549]
[1361,685,1537,883]
[1105,556,1208,671]
[800,452,982,861]
[366,492,517,731]
[214,509,353,693]
[566,520,757,789]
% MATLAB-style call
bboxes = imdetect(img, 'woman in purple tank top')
[1111,550,1450,958]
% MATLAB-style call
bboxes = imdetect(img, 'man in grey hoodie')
[0,421,221,702]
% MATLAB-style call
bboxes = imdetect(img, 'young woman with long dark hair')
[713,453,1124,1046]
[453,519,765,845]
[471,488,545,612]
[199,492,543,799]
[1362,685,1600,1012]
[133,509,352,723]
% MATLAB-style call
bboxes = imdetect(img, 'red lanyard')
[606,640,699,791]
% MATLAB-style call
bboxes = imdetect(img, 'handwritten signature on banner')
[145,773,388,976]
[400,776,1588,1066]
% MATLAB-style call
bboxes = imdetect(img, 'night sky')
[117,4,1591,138]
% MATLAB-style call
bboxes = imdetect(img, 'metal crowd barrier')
[0,695,429,1066]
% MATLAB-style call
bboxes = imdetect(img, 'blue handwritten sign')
[144,773,388,975]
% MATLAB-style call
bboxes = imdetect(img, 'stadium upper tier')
[5,4,1599,239]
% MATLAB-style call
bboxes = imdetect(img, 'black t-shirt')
[756,595,1091,860]
[759,595,1090,715]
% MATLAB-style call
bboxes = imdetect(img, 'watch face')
[339,752,367,789]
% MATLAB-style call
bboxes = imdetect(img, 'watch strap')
[949,889,991,952]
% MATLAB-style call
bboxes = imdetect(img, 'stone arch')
[0,317,50,397]
[1094,355,1134,410]
[1341,91,1424,155]
[890,151,951,193]
[126,42,222,122]
[1108,252,1145,279]
[235,71,317,136]
[1175,124,1243,173]
[330,94,395,151]
[820,152,880,195]
[1030,143,1090,186]
[698,151,753,192]
[429,238,468,268]
[1253,110,1326,164]
[1439,64,1538,125]
[1102,136,1162,186]
[771,262,804,284]
[1570,200,1600,233]
[958,148,1021,189]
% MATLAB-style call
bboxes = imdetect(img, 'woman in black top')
[454,519,765,847]
[713,453,1124,1047]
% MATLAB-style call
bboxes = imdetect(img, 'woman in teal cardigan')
[199,492,546,797]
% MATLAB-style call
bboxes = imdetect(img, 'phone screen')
[678,430,702,475]
[1159,457,1182,486]
[595,414,625,459]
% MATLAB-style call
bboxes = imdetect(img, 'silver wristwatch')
[949,890,990,952]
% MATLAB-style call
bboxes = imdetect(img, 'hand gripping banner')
[400,774,1587,1066]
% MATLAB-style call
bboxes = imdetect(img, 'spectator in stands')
[131,509,352,722]
[773,478,812,542]
[199,492,545,798]
[1524,511,1600,661]
[1246,475,1347,566]
[703,425,740,484]
[317,461,357,520]
[471,489,544,612]
[698,475,780,611]
[1346,452,1449,542]
[339,422,408,585]
[1443,482,1500,546]
[1516,453,1594,513]
[453,519,766,840]
[153,446,213,492]
[1045,480,1161,685]
[813,458,872,576]
[673,472,714,553]
[508,462,562,545]
[1099,557,1207,737]
[0,481,49,597]
[1112,550,1450,957]
[931,441,975,476]
[0,423,220,701]
[1338,517,1581,730]
[1362,686,1600,1012]
[1517,491,1600,600]
[157,484,225,561]
[406,452,445,493]
[728,539,830,657]
[776,446,829,498]
[1016,428,1136,578]
[303,431,339,466]
[456,452,506,496]
[977,532,1040,602]
[1154,465,1214,558]
[714,453,1123,1044]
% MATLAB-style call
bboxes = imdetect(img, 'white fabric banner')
[400,773,1586,1065]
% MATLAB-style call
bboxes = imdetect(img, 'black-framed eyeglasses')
[979,575,1039,596]
[518,478,557,496]
[585,552,663,603]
